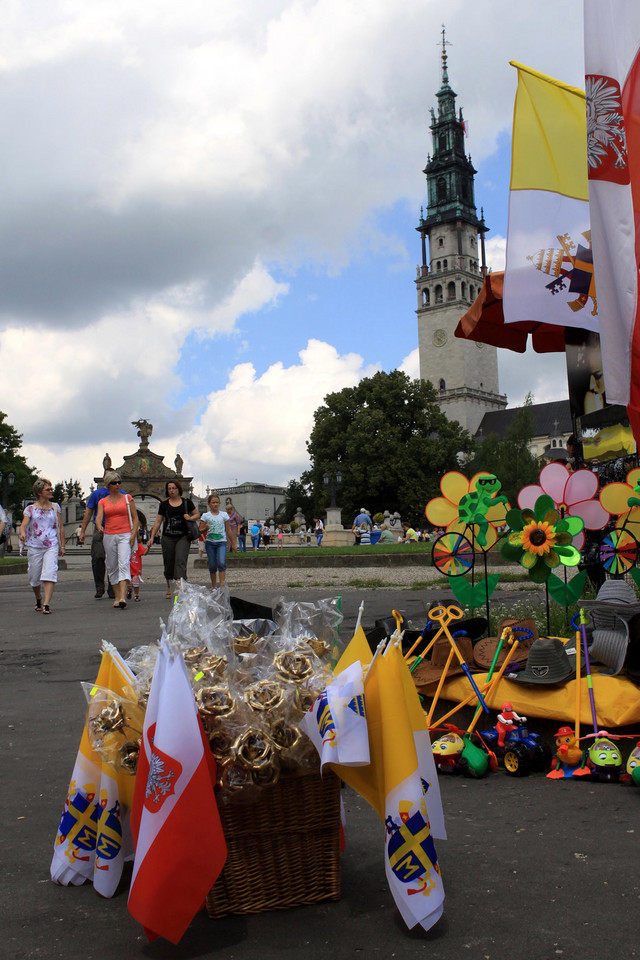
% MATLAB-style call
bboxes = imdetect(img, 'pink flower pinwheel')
[518,462,608,550]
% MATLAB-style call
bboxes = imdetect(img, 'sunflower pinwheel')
[501,494,584,583]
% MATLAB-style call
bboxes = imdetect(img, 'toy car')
[431,728,489,778]
[481,722,552,777]
[579,734,623,783]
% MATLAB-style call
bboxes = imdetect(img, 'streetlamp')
[323,469,342,508]
[0,470,15,507]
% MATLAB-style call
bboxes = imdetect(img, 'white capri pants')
[28,545,59,586]
[103,533,132,585]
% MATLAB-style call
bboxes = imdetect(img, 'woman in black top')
[146,480,199,597]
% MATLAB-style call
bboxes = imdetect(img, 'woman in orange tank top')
[96,471,139,608]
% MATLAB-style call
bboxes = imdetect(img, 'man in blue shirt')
[77,478,126,598]
[352,508,371,546]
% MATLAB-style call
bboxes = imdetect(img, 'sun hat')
[581,580,640,628]
[511,636,583,685]
[412,634,477,688]
[473,617,538,671]
[588,628,629,676]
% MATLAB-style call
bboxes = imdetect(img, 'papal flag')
[331,642,445,933]
[50,642,139,898]
[584,0,640,445]
[503,62,597,333]
[301,660,370,769]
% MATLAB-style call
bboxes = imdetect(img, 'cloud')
[485,235,507,273]
[399,347,419,379]
[1,0,584,494]
[178,339,379,488]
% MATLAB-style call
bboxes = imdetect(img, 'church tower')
[416,32,506,435]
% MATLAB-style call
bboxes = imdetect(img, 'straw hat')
[412,634,477,689]
[473,617,538,671]
[511,636,582,685]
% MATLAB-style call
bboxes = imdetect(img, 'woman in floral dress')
[19,479,65,614]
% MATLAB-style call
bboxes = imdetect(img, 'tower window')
[439,378,446,392]
[469,285,475,301]
[436,261,441,271]
[437,176,446,201]
[443,259,448,270]
[435,284,443,304]
[422,289,430,306]
[447,281,456,301]
[438,237,444,248]
[461,281,467,299]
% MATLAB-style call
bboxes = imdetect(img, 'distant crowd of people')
[7,472,438,612]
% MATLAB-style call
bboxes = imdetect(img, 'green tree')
[0,412,39,512]
[305,370,473,524]
[64,478,84,500]
[51,483,65,504]
[467,393,539,504]
[282,476,314,523]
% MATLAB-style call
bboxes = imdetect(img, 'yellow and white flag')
[331,640,445,933]
[504,62,597,332]
[50,642,139,898]
[301,660,370,769]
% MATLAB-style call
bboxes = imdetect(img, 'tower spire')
[440,25,451,84]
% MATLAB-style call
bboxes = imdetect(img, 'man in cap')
[352,508,371,546]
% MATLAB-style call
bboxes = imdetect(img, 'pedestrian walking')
[19,478,65,614]
[262,523,271,550]
[129,539,145,601]
[199,492,232,589]
[77,474,127,598]
[95,472,139,609]
[238,520,247,552]
[0,502,8,559]
[146,480,199,598]
[250,521,261,551]
[224,497,241,552]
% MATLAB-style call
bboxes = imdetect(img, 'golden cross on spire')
[440,25,451,82]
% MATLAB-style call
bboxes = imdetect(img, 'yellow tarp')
[436,670,640,729]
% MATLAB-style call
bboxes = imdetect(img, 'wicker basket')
[206,768,341,917]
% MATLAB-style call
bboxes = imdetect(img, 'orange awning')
[455,271,566,354]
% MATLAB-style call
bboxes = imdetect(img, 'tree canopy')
[0,412,38,512]
[305,370,473,524]
[52,479,84,503]
[466,393,539,504]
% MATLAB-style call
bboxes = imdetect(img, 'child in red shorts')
[129,540,146,601]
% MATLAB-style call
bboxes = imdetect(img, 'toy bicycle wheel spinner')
[599,529,638,575]
[432,532,475,577]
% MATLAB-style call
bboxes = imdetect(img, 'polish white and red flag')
[584,1,640,443]
[128,640,227,944]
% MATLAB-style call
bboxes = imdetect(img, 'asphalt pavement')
[1,556,639,960]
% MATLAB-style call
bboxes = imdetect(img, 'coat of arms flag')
[503,63,596,334]
[50,642,138,898]
[584,0,640,444]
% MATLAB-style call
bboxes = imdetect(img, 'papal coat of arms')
[527,230,597,317]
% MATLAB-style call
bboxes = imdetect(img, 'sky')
[0,0,587,497]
